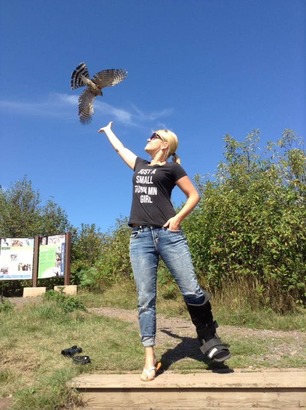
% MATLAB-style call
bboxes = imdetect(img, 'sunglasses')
[149,133,163,141]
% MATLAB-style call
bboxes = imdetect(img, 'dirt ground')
[0,399,12,410]
[89,306,306,369]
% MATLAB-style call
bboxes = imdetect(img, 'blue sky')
[0,0,305,233]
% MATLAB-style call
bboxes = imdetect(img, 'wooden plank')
[68,370,306,390]
[79,390,306,409]
[69,370,306,409]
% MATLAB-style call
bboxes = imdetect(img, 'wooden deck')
[68,368,306,409]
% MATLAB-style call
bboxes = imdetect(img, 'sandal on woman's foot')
[140,366,156,381]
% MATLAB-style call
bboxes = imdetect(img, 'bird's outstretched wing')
[71,62,90,89]
[92,69,128,89]
[78,89,96,124]
[71,63,128,123]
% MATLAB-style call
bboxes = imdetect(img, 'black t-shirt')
[128,157,187,227]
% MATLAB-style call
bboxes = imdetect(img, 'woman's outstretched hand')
[98,121,113,134]
[96,121,136,169]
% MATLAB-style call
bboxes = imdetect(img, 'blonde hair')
[155,129,181,164]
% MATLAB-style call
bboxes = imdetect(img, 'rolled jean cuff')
[142,336,155,347]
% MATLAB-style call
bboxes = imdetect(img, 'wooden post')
[32,236,40,287]
[64,232,71,285]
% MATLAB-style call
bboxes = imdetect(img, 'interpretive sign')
[38,235,66,278]
[0,233,71,285]
[0,238,34,280]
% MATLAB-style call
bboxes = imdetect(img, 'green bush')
[78,219,132,290]
[43,290,86,313]
[157,263,180,300]
[183,130,305,312]
[70,223,106,284]
[0,298,14,313]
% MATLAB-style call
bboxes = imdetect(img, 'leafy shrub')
[183,130,305,312]
[157,263,180,300]
[70,223,106,284]
[0,298,14,313]
[79,219,132,290]
[43,290,86,313]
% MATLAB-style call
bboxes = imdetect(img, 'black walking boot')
[186,301,231,363]
[197,320,231,362]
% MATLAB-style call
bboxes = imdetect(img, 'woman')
[98,121,230,381]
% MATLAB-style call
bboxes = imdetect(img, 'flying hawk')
[71,62,128,124]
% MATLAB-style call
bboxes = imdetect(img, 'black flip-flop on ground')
[73,355,91,365]
[61,345,83,357]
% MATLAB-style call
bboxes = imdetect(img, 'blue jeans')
[129,226,207,347]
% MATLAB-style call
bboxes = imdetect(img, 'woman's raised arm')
[98,121,137,170]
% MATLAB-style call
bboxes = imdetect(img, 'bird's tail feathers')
[71,62,90,89]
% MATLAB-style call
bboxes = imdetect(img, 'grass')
[79,281,306,331]
[0,285,305,409]
[0,293,144,409]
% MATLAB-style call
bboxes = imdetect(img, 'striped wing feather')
[78,89,96,124]
[92,69,128,89]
